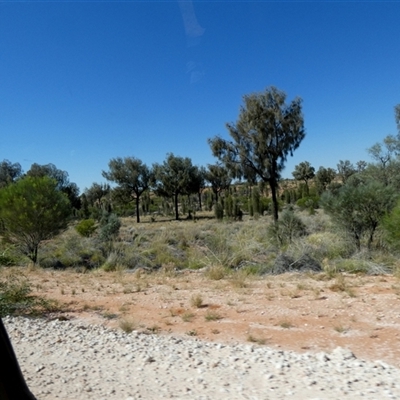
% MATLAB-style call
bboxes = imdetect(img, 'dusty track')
[7,266,400,368]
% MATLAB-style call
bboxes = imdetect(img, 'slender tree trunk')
[212,189,218,206]
[174,192,179,220]
[198,191,202,211]
[367,224,377,250]
[135,196,140,223]
[304,180,309,196]
[29,245,38,264]
[354,232,361,252]
[269,181,279,223]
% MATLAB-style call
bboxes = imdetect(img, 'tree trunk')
[269,181,279,223]
[367,223,377,250]
[174,193,179,220]
[28,245,38,264]
[198,191,202,211]
[135,196,140,223]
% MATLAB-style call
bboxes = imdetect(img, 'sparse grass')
[329,274,347,292]
[119,318,136,333]
[205,310,222,321]
[230,269,249,288]
[296,283,309,291]
[101,311,118,319]
[119,304,130,313]
[146,324,161,334]
[247,334,267,345]
[186,329,198,336]
[0,271,61,317]
[205,265,227,280]
[190,293,203,308]
[181,311,195,322]
[334,325,348,334]
[279,321,293,329]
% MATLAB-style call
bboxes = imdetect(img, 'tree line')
[0,86,399,263]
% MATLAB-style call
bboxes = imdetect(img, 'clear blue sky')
[1,1,399,192]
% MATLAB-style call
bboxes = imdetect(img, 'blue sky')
[1,1,399,192]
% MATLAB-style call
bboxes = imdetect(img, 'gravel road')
[4,316,400,399]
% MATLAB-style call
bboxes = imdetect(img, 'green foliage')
[0,246,20,266]
[292,161,315,195]
[315,166,336,195]
[321,180,397,250]
[296,196,319,213]
[39,231,105,269]
[268,209,307,246]
[0,159,22,188]
[337,160,356,184]
[27,163,81,210]
[209,86,305,222]
[214,202,224,220]
[0,176,72,263]
[153,154,199,220]
[204,164,231,204]
[251,187,261,215]
[84,183,111,216]
[304,232,354,261]
[0,272,58,317]
[382,198,400,249]
[75,219,97,237]
[102,157,152,223]
[99,213,121,242]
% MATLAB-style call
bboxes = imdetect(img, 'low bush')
[0,271,59,317]
[75,219,97,237]
[268,209,307,246]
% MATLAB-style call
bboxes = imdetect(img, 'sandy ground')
[4,267,400,367]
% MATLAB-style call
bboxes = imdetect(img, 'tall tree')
[292,161,315,196]
[367,136,400,186]
[102,157,152,223]
[84,183,111,210]
[336,160,356,184]
[152,154,197,220]
[204,163,231,204]
[314,166,336,195]
[208,86,305,222]
[26,163,80,209]
[0,176,72,263]
[0,160,22,188]
[188,165,206,211]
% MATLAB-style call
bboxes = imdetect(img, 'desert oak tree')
[152,154,198,220]
[102,157,152,223]
[208,86,305,222]
[292,161,315,195]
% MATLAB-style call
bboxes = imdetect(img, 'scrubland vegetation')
[1,88,400,318]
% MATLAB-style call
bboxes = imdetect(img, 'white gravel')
[4,316,400,399]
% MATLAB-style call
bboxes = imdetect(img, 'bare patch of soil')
[7,267,400,367]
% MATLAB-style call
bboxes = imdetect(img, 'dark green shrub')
[321,180,397,250]
[214,202,224,220]
[296,196,319,210]
[382,199,400,249]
